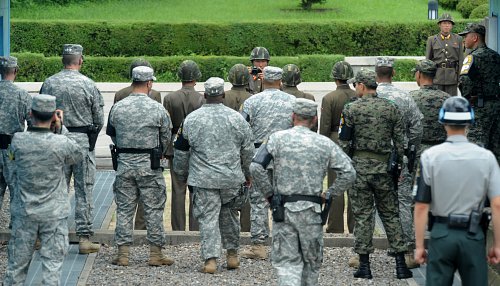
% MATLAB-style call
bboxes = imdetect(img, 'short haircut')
[131,80,149,87]
[295,113,315,122]
[0,66,17,78]
[375,66,393,79]
[32,110,54,122]
[62,54,81,66]
[446,124,467,130]
[420,71,436,79]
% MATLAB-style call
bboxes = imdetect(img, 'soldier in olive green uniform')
[163,60,204,231]
[340,69,412,280]
[248,47,270,94]
[425,13,463,96]
[281,64,315,101]
[320,61,356,235]
[458,23,500,163]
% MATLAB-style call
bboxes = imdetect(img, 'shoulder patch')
[460,55,474,75]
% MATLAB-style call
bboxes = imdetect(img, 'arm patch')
[414,165,431,203]
[460,55,473,75]
[338,113,354,141]
[174,129,190,151]
[252,144,273,168]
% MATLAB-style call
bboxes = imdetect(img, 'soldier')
[3,94,83,285]
[425,13,463,96]
[240,66,295,260]
[163,60,204,231]
[223,63,252,232]
[40,44,104,254]
[409,59,450,157]
[106,66,174,267]
[114,58,162,231]
[0,56,31,213]
[281,64,315,101]
[250,98,356,285]
[248,47,270,94]
[458,23,500,162]
[340,69,412,279]
[173,77,254,273]
[320,60,356,236]
[376,57,423,268]
[414,96,500,285]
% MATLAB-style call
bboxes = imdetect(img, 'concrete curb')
[77,253,97,286]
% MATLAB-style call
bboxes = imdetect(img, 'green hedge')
[457,0,488,18]
[11,20,469,58]
[12,53,419,83]
[11,0,98,6]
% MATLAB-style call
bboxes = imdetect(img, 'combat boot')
[202,258,217,274]
[148,245,174,266]
[240,244,267,260]
[111,245,130,266]
[353,254,372,279]
[79,236,100,254]
[395,252,413,279]
[348,255,359,268]
[405,252,420,269]
[227,249,240,270]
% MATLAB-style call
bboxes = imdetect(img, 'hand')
[321,192,326,204]
[56,109,64,123]
[245,177,253,189]
[488,246,500,264]
[414,247,427,264]
[50,111,62,133]
[257,72,264,80]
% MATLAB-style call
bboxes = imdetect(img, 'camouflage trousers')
[349,171,406,254]
[4,216,68,286]
[272,208,323,286]
[192,187,240,260]
[249,184,270,244]
[113,168,166,246]
[65,148,96,237]
[468,100,500,161]
[0,150,15,212]
[398,163,415,251]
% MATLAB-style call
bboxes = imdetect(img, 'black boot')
[353,254,372,279]
[395,252,413,279]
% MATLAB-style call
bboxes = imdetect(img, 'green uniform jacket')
[425,33,463,86]
[320,85,356,141]
[223,86,251,111]
[114,85,162,104]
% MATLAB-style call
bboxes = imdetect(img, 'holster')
[271,194,285,222]
[387,149,399,189]
[0,134,12,150]
[405,145,416,173]
[428,213,435,231]
[109,144,118,171]
[87,125,99,152]
[321,192,333,226]
[223,184,249,210]
[150,146,162,170]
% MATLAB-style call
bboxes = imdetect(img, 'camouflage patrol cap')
[177,60,202,82]
[375,57,394,68]
[458,23,486,36]
[412,59,437,76]
[0,56,18,68]
[204,77,225,97]
[293,98,318,117]
[62,44,83,55]
[282,64,302,86]
[250,47,270,62]
[228,64,250,86]
[132,66,156,82]
[263,66,283,81]
[331,61,354,80]
[437,13,455,25]
[32,94,56,113]
[348,69,377,88]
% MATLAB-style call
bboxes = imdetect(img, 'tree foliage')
[300,0,326,10]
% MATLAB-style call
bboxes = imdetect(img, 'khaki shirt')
[320,85,356,141]
[425,33,464,86]
[114,85,162,104]
[282,86,315,101]
[223,86,251,111]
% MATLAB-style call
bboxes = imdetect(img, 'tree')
[300,0,326,10]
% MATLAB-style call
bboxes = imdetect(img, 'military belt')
[67,126,90,133]
[421,140,443,145]
[282,194,322,205]
[353,150,389,162]
[116,148,153,154]
[439,62,457,68]
[0,134,12,149]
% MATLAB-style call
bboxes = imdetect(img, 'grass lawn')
[12,0,462,23]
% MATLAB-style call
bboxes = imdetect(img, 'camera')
[251,66,261,76]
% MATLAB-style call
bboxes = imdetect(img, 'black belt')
[67,126,89,133]
[0,134,12,149]
[434,216,451,223]
[116,148,153,154]
[254,142,262,148]
[283,194,322,205]
[439,62,457,68]
[421,140,443,145]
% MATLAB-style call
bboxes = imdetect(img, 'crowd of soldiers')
[0,15,499,285]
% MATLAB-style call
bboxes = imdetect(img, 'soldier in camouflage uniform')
[340,69,412,279]
[410,60,450,158]
[173,77,254,274]
[163,60,204,231]
[250,98,356,286]
[223,63,252,232]
[3,94,83,286]
[0,56,31,213]
[114,58,162,231]
[320,60,356,235]
[240,66,296,260]
[458,23,500,162]
[375,57,423,268]
[40,44,104,254]
[107,66,174,267]
[425,13,464,96]
[248,47,270,94]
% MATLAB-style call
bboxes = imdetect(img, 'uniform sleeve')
[326,143,356,197]
[173,121,190,181]
[338,105,352,153]
[458,35,464,74]
[420,153,432,187]
[239,121,254,179]
[152,90,162,104]
[63,136,84,166]
[92,85,105,127]
[250,136,275,199]
[487,153,500,199]
[425,37,433,60]
[406,96,423,147]
[319,95,332,137]
[23,91,33,128]
[159,105,172,155]
[392,106,405,164]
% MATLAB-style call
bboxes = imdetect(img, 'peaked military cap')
[0,56,18,68]
[375,57,394,68]
[62,44,83,55]
[437,13,455,25]
[204,77,225,97]
[294,98,317,117]
[458,23,486,36]
[263,66,283,81]
[32,94,56,113]
[132,66,156,82]
[282,64,302,86]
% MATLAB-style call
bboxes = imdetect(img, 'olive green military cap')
[458,23,486,36]
[249,47,270,61]
[32,94,56,113]
[348,69,377,88]
[227,64,250,86]
[293,98,317,117]
[412,59,437,75]
[204,77,225,97]
[437,13,455,25]
[62,44,83,55]
[263,66,283,81]
[132,66,156,82]
[282,64,302,86]
[0,56,18,68]
[375,57,394,68]
[331,61,354,80]
[177,60,202,82]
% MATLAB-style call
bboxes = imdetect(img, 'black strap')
[434,216,449,223]
[0,134,12,149]
[116,148,152,154]
[282,195,322,205]
[254,142,262,148]
[67,126,89,133]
